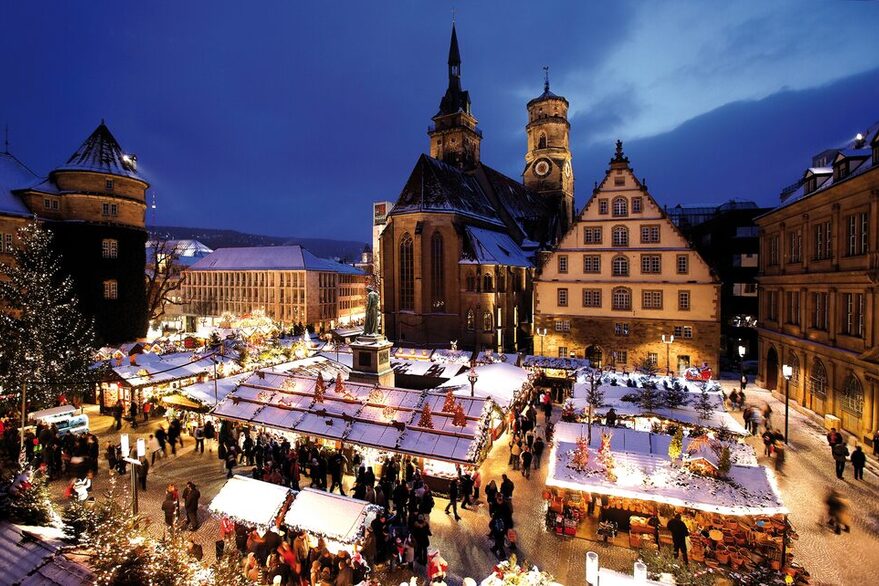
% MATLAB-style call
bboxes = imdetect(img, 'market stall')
[282,488,380,554]
[544,422,793,573]
[211,370,495,495]
[208,475,292,529]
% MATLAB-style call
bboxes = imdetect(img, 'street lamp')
[536,327,547,356]
[468,365,479,398]
[121,434,146,515]
[210,355,219,407]
[782,364,792,445]
[738,344,747,389]
[661,334,675,376]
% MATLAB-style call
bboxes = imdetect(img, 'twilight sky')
[2,1,878,242]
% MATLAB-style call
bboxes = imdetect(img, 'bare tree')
[145,237,186,326]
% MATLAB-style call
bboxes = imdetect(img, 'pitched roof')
[0,152,36,217]
[187,245,363,274]
[448,23,461,66]
[54,122,143,180]
[462,226,531,267]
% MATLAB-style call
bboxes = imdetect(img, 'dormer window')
[804,177,817,195]
[612,197,628,217]
[834,160,849,181]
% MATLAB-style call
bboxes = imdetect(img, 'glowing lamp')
[586,551,599,585]
[136,438,146,458]
[782,364,793,381]
[120,434,130,457]
[738,345,746,358]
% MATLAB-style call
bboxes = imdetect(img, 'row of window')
[560,253,689,276]
[765,290,865,338]
[597,196,643,217]
[766,212,869,265]
[465,308,495,332]
[784,355,864,417]
[583,224,663,246]
[558,287,691,311]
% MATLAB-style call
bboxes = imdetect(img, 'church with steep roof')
[380,24,574,350]
[0,123,148,343]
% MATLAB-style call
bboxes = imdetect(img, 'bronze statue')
[363,286,380,336]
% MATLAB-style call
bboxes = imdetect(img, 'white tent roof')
[438,362,529,408]
[209,476,291,527]
[283,488,379,544]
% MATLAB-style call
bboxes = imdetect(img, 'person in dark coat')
[161,491,177,531]
[832,442,850,479]
[183,481,201,530]
[533,436,545,469]
[113,401,123,430]
[605,408,618,427]
[329,451,347,495]
[136,456,149,491]
[851,445,866,480]
[872,430,879,456]
[489,514,506,559]
[459,472,473,509]
[500,474,514,501]
[667,513,689,564]
[444,478,461,520]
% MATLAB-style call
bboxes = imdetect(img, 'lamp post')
[121,434,146,515]
[468,365,479,398]
[211,356,219,407]
[661,334,674,376]
[19,382,27,462]
[738,343,746,383]
[536,327,547,356]
[782,364,792,444]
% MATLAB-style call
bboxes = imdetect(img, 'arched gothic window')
[483,273,493,292]
[612,287,632,311]
[841,373,864,416]
[430,232,445,310]
[399,233,414,311]
[612,197,628,217]
[810,359,827,399]
[466,308,475,331]
[538,133,547,149]
[483,311,493,331]
[788,353,800,387]
[612,225,629,247]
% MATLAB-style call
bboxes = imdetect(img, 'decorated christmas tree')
[599,432,617,482]
[368,384,384,403]
[210,550,251,585]
[561,399,576,422]
[314,372,326,403]
[695,387,715,422]
[0,222,97,411]
[636,384,663,413]
[4,468,55,526]
[570,436,591,471]
[452,403,467,427]
[442,389,457,413]
[418,403,434,429]
[718,446,732,478]
[668,426,684,460]
[662,381,690,409]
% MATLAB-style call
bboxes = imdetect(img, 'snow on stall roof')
[522,355,590,370]
[212,373,493,464]
[284,488,379,544]
[438,363,529,409]
[188,245,363,274]
[462,226,532,268]
[391,358,464,379]
[209,476,291,527]
[0,152,37,216]
[180,372,250,406]
[474,351,520,366]
[0,522,93,586]
[548,423,785,516]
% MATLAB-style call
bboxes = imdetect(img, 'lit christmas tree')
[314,372,326,403]
[668,426,684,460]
[570,436,591,471]
[417,403,434,429]
[452,403,467,427]
[3,467,55,526]
[599,432,617,482]
[442,389,457,412]
[0,222,97,411]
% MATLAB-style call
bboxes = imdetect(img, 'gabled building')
[1,123,149,344]
[756,125,879,442]
[534,142,720,372]
[380,25,570,350]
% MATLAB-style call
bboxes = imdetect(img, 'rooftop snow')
[0,152,37,216]
[53,122,143,180]
[438,362,529,409]
[462,226,532,267]
[187,245,363,274]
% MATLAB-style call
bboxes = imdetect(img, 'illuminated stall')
[282,488,380,554]
[208,475,292,530]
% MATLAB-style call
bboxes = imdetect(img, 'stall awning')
[160,393,205,411]
[209,476,291,528]
[283,488,379,545]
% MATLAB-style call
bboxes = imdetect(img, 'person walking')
[203,420,215,453]
[510,439,522,471]
[500,474,514,502]
[329,451,347,495]
[113,400,123,431]
[460,472,473,509]
[136,455,149,491]
[533,436,545,470]
[129,400,139,429]
[521,447,533,479]
[444,478,461,520]
[740,373,747,392]
[148,434,162,466]
[761,429,774,458]
[826,489,851,534]
[489,514,506,559]
[773,441,785,474]
[827,427,843,448]
[183,481,201,531]
[194,425,205,454]
[471,469,481,503]
[161,490,177,535]
[667,513,689,565]
[832,441,850,480]
[225,450,237,479]
[485,479,498,506]
[851,445,866,480]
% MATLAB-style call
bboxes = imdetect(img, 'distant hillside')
[150,226,368,261]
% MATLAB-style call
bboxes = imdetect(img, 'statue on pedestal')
[363,286,380,337]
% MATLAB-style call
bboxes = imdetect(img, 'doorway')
[765,346,779,391]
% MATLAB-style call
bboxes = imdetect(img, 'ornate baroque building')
[534,143,720,372]
[756,126,879,442]
[380,25,570,350]
[0,123,148,344]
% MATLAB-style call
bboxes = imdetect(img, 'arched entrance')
[586,345,603,369]
[765,346,779,391]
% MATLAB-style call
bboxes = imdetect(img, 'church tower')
[523,71,574,233]
[428,24,482,170]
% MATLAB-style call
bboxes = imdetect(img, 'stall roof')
[283,488,379,544]
[547,423,786,516]
[100,351,238,389]
[180,372,250,406]
[569,380,747,435]
[522,355,590,370]
[474,351,521,366]
[438,363,530,409]
[0,522,93,585]
[208,475,291,528]
[212,372,494,465]
[391,358,464,379]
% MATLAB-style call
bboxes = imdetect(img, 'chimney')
[129,355,137,366]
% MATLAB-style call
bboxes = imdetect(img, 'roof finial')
[543,66,550,93]
[616,139,623,157]
[452,6,455,24]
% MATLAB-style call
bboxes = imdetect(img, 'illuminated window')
[612,287,631,311]
[102,239,118,259]
[841,373,863,416]
[103,280,118,300]
[612,197,628,217]
[430,232,445,310]
[810,360,827,399]
[399,233,414,310]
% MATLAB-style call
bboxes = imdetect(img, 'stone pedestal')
[348,334,395,387]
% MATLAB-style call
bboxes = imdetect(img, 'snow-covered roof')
[569,377,746,435]
[53,122,143,181]
[547,423,786,516]
[209,475,291,528]
[187,245,363,275]
[179,372,250,406]
[438,363,530,409]
[0,522,93,585]
[391,358,464,379]
[283,488,380,544]
[0,152,36,217]
[474,351,520,366]
[462,226,532,268]
[102,351,238,388]
[522,355,590,370]
[213,372,494,465]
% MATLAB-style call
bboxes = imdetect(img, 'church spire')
[447,24,462,92]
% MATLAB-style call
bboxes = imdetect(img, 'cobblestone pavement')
[50,405,639,585]
[721,380,879,586]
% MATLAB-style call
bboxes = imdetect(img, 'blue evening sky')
[2,1,878,241]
